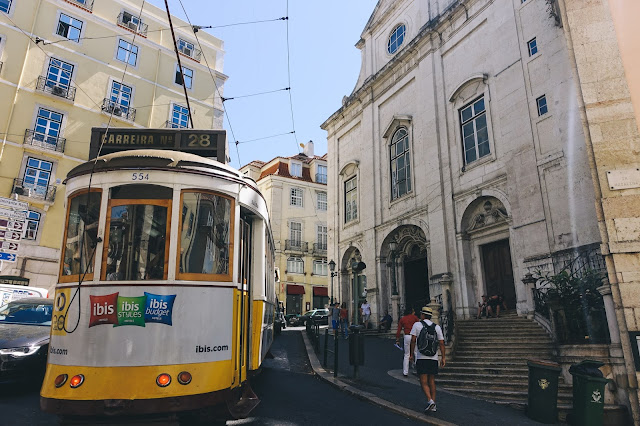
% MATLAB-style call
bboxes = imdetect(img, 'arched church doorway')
[404,245,429,311]
[481,239,516,309]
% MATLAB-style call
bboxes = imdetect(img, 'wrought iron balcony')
[12,178,56,202]
[285,240,308,252]
[312,242,327,255]
[101,98,136,121]
[117,13,148,36]
[36,76,76,101]
[178,45,202,62]
[164,120,188,129]
[63,0,93,12]
[23,129,66,153]
[315,173,327,184]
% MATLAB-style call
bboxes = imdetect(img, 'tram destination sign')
[90,128,227,163]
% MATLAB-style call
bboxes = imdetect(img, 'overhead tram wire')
[285,0,300,152]
[236,131,295,145]
[221,87,290,102]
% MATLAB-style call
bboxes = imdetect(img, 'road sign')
[0,252,17,262]
[0,230,21,241]
[0,196,28,210]
[0,219,25,231]
[0,241,19,251]
[0,207,26,221]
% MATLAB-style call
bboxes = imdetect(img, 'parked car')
[0,298,53,384]
[0,284,49,306]
[285,314,301,326]
[297,309,330,326]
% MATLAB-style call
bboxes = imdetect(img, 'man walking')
[360,299,371,329]
[331,302,341,337]
[410,307,445,413]
[396,307,419,377]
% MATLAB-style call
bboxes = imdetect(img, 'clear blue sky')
[149,0,378,168]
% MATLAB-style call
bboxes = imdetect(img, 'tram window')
[60,190,101,282]
[178,191,233,281]
[110,184,172,200]
[103,202,170,281]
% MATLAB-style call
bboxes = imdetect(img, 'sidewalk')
[301,329,547,426]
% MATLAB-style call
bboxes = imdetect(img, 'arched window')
[287,257,304,274]
[390,127,412,200]
[387,24,406,54]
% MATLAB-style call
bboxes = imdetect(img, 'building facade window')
[290,221,302,245]
[313,259,328,276]
[34,108,63,145]
[290,187,303,207]
[317,191,327,211]
[537,95,548,116]
[527,38,538,56]
[287,257,304,274]
[390,127,412,200]
[175,65,193,89]
[178,39,195,56]
[316,224,327,249]
[23,157,53,197]
[121,12,141,29]
[47,58,73,90]
[24,210,41,240]
[170,104,189,128]
[316,165,327,183]
[0,0,12,13]
[57,14,83,41]
[116,39,139,66]
[387,24,405,54]
[460,96,490,165]
[110,81,133,112]
[345,176,358,223]
[290,161,302,177]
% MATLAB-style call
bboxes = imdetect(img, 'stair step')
[438,387,573,403]
[436,378,572,391]
[442,366,530,374]
[456,342,552,348]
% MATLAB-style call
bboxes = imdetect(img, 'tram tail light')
[54,374,68,388]
[69,374,84,388]
[177,371,192,385]
[156,373,171,387]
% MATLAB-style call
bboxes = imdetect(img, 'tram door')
[237,215,252,384]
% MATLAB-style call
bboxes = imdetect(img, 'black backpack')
[417,321,439,356]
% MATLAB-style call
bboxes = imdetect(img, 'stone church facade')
[321,0,601,322]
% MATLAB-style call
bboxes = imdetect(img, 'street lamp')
[389,240,398,296]
[329,259,337,305]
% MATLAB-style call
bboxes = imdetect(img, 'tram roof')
[66,150,252,183]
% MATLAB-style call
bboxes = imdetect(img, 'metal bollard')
[323,329,329,367]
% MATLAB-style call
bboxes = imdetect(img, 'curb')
[300,331,457,426]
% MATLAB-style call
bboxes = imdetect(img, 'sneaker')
[429,403,437,412]
[424,400,436,413]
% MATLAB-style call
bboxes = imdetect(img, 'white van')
[0,284,49,305]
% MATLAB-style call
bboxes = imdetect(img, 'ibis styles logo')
[89,293,176,328]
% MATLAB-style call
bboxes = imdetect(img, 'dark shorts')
[416,359,439,376]
[332,319,339,330]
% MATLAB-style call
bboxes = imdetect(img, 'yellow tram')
[40,149,276,419]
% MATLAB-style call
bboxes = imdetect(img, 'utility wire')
[285,0,300,152]
[222,87,289,102]
[236,131,295,145]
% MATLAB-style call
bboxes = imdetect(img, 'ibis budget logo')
[89,293,176,328]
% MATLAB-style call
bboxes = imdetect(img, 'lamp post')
[389,240,398,296]
[329,260,337,305]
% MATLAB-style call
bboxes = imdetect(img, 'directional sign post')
[0,207,26,221]
[0,198,27,268]
[0,252,17,263]
[0,230,21,241]
[0,219,25,232]
[0,241,19,251]
[0,197,28,211]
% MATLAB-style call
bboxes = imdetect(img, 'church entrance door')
[481,239,516,309]
[403,257,429,312]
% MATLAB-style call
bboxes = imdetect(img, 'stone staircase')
[438,311,575,418]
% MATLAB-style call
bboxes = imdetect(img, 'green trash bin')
[526,359,562,424]
[569,360,609,426]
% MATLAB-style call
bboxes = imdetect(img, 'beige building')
[241,142,329,315]
[0,0,226,290]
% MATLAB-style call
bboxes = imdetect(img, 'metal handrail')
[117,13,148,36]
[23,129,66,153]
[12,178,56,202]
[178,44,202,62]
[163,120,188,129]
[285,240,308,252]
[101,98,136,121]
[532,287,550,319]
[312,242,327,254]
[63,0,93,11]
[36,76,76,101]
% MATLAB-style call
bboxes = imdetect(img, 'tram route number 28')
[132,173,149,181]
[187,133,212,147]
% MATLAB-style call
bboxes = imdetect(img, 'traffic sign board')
[0,207,26,221]
[0,196,28,210]
[0,230,21,241]
[0,241,19,251]
[0,252,17,262]
[0,219,25,231]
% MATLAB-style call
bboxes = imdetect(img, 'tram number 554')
[132,173,149,181]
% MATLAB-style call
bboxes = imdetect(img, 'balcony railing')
[164,120,188,129]
[312,242,327,255]
[12,178,56,202]
[101,98,136,121]
[23,129,66,153]
[178,45,202,62]
[117,13,148,36]
[36,76,76,101]
[63,0,93,12]
[315,173,327,184]
[0,61,3,74]
[285,240,308,252]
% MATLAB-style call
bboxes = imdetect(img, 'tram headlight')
[177,371,192,385]
[69,374,84,388]
[54,374,68,388]
[156,373,171,387]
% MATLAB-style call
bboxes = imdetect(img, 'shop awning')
[313,287,328,296]
[287,284,305,295]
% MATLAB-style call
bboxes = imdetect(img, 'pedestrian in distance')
[486,294,501,318]
[378,311,393,332]
[339,303,349,339]
[331,302,341,337]
[396,307,419,377]
[360,299,371,329]
[410,306,445,414]
[476,295,488,319]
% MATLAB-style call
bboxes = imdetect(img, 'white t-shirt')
[410,319,444,361]
[361,303,371,315]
